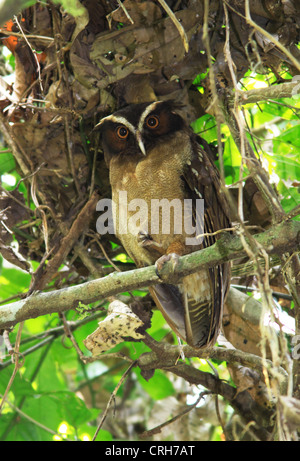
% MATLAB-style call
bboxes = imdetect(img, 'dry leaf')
[84,300,145,355]
[279,396,300,429]
[108,0,162,26]
[223,287,267,357]
[72,10,199,89]
[0,243,31,272]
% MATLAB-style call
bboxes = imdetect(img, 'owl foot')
[137,231,163,251]
[155,253,180,281]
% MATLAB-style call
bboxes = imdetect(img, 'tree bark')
[1,219,299,330]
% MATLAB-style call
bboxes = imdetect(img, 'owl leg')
[155,253,179,278]
[137,230,164,253]
[155,241,186,280]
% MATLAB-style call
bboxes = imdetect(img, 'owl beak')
[136,131,146,156]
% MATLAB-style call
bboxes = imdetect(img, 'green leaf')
[90,428,113,441]
[0,267,31,300]
[135,368,175,400]
[191,114,217,143]
[277,181,300,214]
[0,153,15,175]
[273,124,300,147]
[47,392,97,427]
[258,101,300,120]
[31,344,68,393]
[265,152,300,181]
[19,391,97,439]
[0,415,43,441]
[52,0,86,16]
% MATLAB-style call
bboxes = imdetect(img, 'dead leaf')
[0,190,30,244]
[70,0,89,43]
[71,9,199,90]
[84,300,145,355]
[279,395,300,430]
[223,287,268,357]
[0,242,31,272]
[108,0,162,26]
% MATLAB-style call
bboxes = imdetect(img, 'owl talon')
[155,253,179,280]
[137,230,153,247]
[138,231,163,250]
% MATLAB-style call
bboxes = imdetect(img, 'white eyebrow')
[138,101,162,132]
[95,115,136,136]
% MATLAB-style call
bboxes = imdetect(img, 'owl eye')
[116,126,129,139]
[145,115,159,129]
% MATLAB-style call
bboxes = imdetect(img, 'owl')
[95,100,231,348]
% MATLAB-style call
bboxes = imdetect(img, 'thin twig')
[60,313,87,362]
[0,311,107,371]
[14,162,46,191]
[202,0,219,115]
[87,233,121,273]
[92,360,137,441]
[156,0,189,53]
[0,113,34,175]
[2,330,13,356]
[14,16,44,94]
[0,322,24,415]
[0,29,54,41]
[0,392,69,439]
[244,0,300,73]
[231,284,293,301]
[0,184,33,214]
[64,115,81,197]
[284,204,300,221]
[116,0,134,24]
[31,175,50,253]
[139,391,207,439]
[223,2,245,222]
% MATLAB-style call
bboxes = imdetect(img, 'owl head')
[95,101,186,165]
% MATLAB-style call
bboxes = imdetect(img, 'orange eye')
[116,126,129,139]
[146,115,159,129]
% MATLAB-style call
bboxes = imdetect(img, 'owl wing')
[150,136,231,348]
[180,137,231,347]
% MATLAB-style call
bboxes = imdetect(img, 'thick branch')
[140,333,287,384]
[0,219,299,330]
[237,82,300,105]
[165,363,272,440]
[138,335,274,440]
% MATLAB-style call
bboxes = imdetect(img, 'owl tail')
[149,271,223,348]
[182,293,217,348]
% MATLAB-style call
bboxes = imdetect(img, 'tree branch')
[138,335,274,440]
[0,219,299,330]
[237,82,300,105]
[165,362,273,440]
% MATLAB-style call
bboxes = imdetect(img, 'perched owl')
[95,100,231,348]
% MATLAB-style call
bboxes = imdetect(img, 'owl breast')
[109,130,195,266]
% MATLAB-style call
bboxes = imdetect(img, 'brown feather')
[180,135,231,346]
